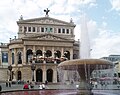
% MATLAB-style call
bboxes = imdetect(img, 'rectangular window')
[62,29,65,33]
[37,27,40,32]
[58,28,61,33]
[28,27,31,32]
[41,27,44,32]
[66,29,69,34]
[2,52,8,63]
[50,28,53,32]
[19,26,22,32]
[33,27,35,32]
[24,27,27,32]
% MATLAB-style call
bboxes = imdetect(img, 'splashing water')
[80,14,90,59]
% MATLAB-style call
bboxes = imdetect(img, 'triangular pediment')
[17,17,75,26]
[23,33,71,41]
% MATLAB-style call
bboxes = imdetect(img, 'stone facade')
[0,15,79,83]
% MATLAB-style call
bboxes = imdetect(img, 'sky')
[0,0,120,58]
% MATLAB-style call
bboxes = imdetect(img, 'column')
[34,70,36,82]
[33,46,35,53]
[61,47,64,57]
[8,50,11,65]
[14,48,17,65]
[23,46,26,65]
[42,47,46,64]
[43,64,46,83]
[53,66,57,83]
[70,48,73,60]
[52,47,54,58]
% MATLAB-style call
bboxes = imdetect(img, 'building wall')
[0,16,79,83]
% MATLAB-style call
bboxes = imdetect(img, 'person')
[42,83,45,89]
[9,82,11,87]
[0,85,2,91]
[71,80,74,84]
[94,81,98,88]
[23,83,29,89]
[30,82,34,89]
[45,80,48,85]
[76,84,79,89]
[6,80,8,87]
[39,84,43,89]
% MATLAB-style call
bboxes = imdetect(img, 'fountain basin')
[58,59,113,94]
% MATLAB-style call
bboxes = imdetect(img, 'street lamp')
[8,65,12,81]
[31,64,36,81]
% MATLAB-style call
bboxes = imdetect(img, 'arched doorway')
[47,69,53,82]
[36,69,43,82]
[17,71,22,80]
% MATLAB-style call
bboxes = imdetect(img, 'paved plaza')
[0,82,120,95]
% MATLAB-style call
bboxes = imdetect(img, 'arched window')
[36,50,42,57]
[12,53,14,64]
[26,49,33,63]
[54,50,61,58]
[18,52,22,64]
[64,51,70,60]
[46,50,52,57]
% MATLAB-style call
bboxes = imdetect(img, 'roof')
[17,16,76,27]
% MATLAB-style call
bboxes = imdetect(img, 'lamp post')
[8,65,12,81]
[31,64,36,81]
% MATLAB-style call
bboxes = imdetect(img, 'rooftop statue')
[44,8,50,17]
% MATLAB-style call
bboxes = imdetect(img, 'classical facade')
[0,13,79,83]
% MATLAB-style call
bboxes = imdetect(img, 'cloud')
[91,28,120,58]
[110,0,120,11]
[1,0,119,59]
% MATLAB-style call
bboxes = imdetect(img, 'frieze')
[29,19,67,25]
[37,35,62,40]
[24,41,73,47]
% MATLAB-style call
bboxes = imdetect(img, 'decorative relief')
[37,35,62,40]
[30,19,66,25]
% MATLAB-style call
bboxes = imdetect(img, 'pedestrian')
[6,80,8,87]
[42,83,45,89]
[30,82,34,89]
[0,85,2,91]
[39,84,43,89]
[94,81,98,88]
[23,83,29,89]
[45,80,48,85]
[9,82,11,87]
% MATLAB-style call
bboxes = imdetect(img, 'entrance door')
[17,71,22,80]
[47,69,53,82]
[36,69,42,82]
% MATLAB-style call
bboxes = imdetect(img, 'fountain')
[58,59,113,94]
[57,16,114,94]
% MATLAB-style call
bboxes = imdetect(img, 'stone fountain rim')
[58,59,113,67]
